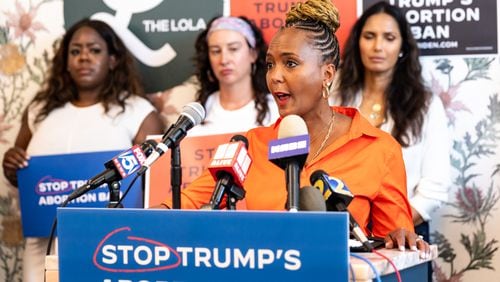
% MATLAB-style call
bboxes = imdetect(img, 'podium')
[55,208,349,281]
[49,208,436,281]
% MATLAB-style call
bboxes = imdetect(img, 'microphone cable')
[372,249,402,282]
[349,261,356,282]
[45,197,72,256]
[45,151,149,256]
[350,253,382,282]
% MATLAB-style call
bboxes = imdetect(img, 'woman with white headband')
[188,16,279,136]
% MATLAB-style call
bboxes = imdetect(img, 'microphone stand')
[171,144,182,209]
[225,184,246,210]
[285,160,300,211]
[159,123,182,209]
[107,180,123,208]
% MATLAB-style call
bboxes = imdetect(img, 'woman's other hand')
[2,146,30,186]
[384,227,431,259]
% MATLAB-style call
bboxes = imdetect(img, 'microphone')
[299,186,327,211]
[310,169,373,251]
[138,102,205,175]
[268,115,309,212]
[66,140,158,202]
[206,135,251,210]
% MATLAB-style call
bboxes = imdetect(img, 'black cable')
[46,173,140,255]
[45,196,72,256]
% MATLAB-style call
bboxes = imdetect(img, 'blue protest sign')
[18,151,143,237]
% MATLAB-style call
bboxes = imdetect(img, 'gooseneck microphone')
[205,135,251,210]
[268,115,309,212]
[310,169,373,251]
[66,139,158,202]
[138,102,205,175]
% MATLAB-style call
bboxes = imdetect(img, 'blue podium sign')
[57,208,349,282]
[17,151,143,237]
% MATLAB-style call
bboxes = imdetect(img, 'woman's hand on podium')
[384,228,431,259]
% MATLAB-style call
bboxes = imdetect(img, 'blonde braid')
[285,0,341,67]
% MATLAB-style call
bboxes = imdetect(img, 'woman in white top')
[332,2,450,240]
[189,16,279,136]
[2,19,163,282]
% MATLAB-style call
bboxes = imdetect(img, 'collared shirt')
[165,107,414,237]
[332,93,451,221]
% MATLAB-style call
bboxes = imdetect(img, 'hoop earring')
[322,82,331,99]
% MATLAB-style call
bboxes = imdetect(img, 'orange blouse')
[163,107,414,237]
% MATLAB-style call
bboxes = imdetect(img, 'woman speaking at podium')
[160,0,429,254]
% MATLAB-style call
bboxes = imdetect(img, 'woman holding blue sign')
[2,19,163,281]
[160,0,430,257]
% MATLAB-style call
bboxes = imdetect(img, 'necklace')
[369,103,383,120]
[310,112,335,161]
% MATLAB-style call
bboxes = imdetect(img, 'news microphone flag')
[108,144,148,179]
[67,140,157,203]
[311,174,353,209]
[208,141,251,188]
[268,114,310,212]
[310,170,373,251]
[268,134,309,169]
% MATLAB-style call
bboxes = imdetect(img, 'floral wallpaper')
[424,56,500,281]
[0,0,60,280]
[0,1,499,281]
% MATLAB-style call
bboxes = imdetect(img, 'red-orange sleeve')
[370,145,414,237]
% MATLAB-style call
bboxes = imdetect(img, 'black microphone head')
[179,102,205,127]
[310,169,328,185]
[299,186,326,211]
[161,102,205,146]
[142,139,158,156]
[230,134,249,149]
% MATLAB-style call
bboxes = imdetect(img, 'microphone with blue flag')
[310,169,374,251]
[268,115,310,212]
[66,140,157,202]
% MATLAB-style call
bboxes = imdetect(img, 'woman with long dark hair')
[2,19,163,281]
[334,1,450,239]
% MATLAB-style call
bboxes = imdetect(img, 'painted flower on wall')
[452,185,498,225]
[0,0,52,124]
[4,0,47,43]
[430,75,470,125]
[0,43,26,75]
[432,58,494,126]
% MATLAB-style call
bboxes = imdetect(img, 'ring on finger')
[416,235,424,242]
